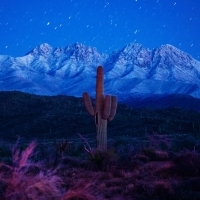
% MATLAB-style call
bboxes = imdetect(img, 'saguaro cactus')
[83,66,117,150]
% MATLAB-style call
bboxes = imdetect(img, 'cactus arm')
[102,95,111,120]
[108,96,118,121]
[83,92,95,116]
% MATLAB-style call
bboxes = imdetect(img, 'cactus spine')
[83,66,117,150]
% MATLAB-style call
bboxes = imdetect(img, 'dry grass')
[0,141,64,200]
[0,139,200,199]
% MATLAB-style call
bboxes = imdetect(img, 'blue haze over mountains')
[1,43,200,110]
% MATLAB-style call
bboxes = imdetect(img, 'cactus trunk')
[95,66,106,150]
[96,119,107,150]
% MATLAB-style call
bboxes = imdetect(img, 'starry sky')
[0,0,199,60]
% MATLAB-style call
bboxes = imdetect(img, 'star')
[0,0,199,60]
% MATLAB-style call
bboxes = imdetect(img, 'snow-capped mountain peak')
[0,43,200,100]
[29,43,53,56]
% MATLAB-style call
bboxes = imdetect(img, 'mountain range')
[1,42,200,109]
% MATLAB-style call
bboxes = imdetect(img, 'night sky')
[0,0,199,60]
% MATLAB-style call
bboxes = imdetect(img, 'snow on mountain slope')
[0,42,200,100]
[150,44,200,82]
[105,43,152,79]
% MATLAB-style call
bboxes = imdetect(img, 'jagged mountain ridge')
[0,42,200,101]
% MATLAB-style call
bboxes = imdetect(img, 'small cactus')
[83,66,117,150]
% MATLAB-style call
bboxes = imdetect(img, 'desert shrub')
[61,191,96,200]
[132,181,179,200]
[141,148,169,161]
[109,137,137,162]
[141,147,155,156]
[32,144,58,167]
[87,148,118,170]
[146,181,174,200]
[174,185,200,200]
[148,132,171,151]
[172,151,200,176]
[60,156,86,169]
[170,135,198,152]
[68,143,85,158]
